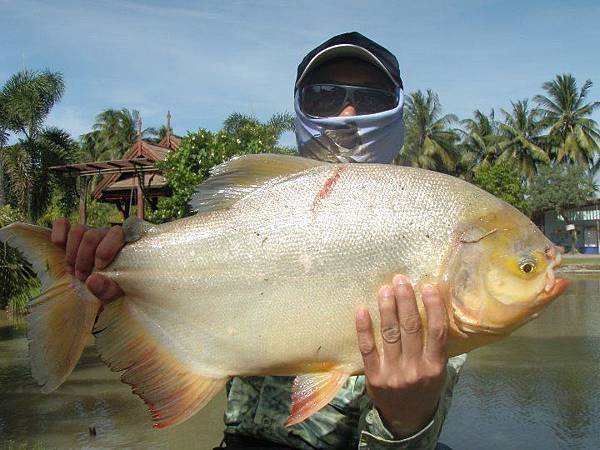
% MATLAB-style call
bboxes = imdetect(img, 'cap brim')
[295,44,399,88]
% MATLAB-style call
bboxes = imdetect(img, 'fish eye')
[519,259,536,274]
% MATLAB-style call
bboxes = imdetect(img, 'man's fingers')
[65,225,88,274]
[393,274,423,360]
[422,284,448,363]
[86,273,124,303]
[74,228,108,281]
[95,226,125,269]
[356,306,380,378]
[378,285,402,363]
[51,218,71,248]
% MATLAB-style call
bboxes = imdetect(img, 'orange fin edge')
[285,371,350,427]
[93,300,228,429]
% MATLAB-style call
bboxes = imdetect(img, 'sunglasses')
[300,83,398,118]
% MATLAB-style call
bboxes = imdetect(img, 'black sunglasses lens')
[354,90,397,115]
[301,85,346,117]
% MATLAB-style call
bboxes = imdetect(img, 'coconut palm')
[397,90,460,174]
[78,129,103,161]
[223,112,294,136]
[534,74,600,167]
[498,99,549,180]
[222,111,296,153]
[459,109,503,169]
[81,108,159,161]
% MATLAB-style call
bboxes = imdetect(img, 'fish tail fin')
[0,222,102,393]
[94,299,228,429]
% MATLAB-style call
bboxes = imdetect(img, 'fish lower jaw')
[451,306,512,336]
[535,276,571,305]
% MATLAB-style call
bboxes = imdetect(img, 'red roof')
[92,136,181,200]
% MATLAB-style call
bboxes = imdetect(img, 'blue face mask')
[294,89,404,164]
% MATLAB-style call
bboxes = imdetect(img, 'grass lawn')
[562,255,600,265]
[561,254,600,270]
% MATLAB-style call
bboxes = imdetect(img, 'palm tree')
[3,128,78,218]
[78,129,103,161]
[222,111,296,153]
[498,99,549,180]
[1,70,64,141]
[153,125,173,143]
[397,90,460,174]
[1,69,68,221]
[223,112,294,135]
[534,74,600,167]
[81,108,159,161]
[0,205,40,317]
[459,109,503,170]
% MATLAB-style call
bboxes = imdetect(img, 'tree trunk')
[0,151,5,207]
[569,226,579,254]
[26,139,35,223]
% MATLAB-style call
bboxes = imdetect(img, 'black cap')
[295,32,403,90]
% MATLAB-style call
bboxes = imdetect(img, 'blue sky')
[1,0,599,147]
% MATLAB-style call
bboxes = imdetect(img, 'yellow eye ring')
[519,261,536,274]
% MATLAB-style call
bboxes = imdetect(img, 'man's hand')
[51,218,125,303]
[355,274,448,438]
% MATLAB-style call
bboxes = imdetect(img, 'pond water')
[1,274,599,449]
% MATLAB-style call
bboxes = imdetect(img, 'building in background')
[541,200,600,253]
[50,112,180,223]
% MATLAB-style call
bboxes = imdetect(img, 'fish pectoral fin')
[189,153,327,213]
[94,300,228,429]
[286,371,350,427]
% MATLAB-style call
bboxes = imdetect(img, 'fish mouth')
[537,252,570,306]
[536,276,571,306]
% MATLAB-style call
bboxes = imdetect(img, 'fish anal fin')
[189,154,327,213]
[286,371,350,427]
[94,300,227,429]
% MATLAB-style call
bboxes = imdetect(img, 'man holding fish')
[50,32,461,449]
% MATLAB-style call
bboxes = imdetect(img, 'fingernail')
[423,284,437,294]
[356,308,369,322]
[393,274,410,286]
[379,286,394,298]
[75,270,88,281]
[87,275,106,296]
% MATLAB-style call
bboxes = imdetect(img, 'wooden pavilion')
[50,112,181,224]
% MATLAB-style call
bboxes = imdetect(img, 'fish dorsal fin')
[122,216,157,243]
[286,371,350,427]
[189,154,327,213]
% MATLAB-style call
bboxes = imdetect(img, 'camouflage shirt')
[223,354,466,449]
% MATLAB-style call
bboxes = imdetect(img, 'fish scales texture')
[99,164,501,379]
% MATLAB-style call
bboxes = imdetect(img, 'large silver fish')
[0,154,569,429]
